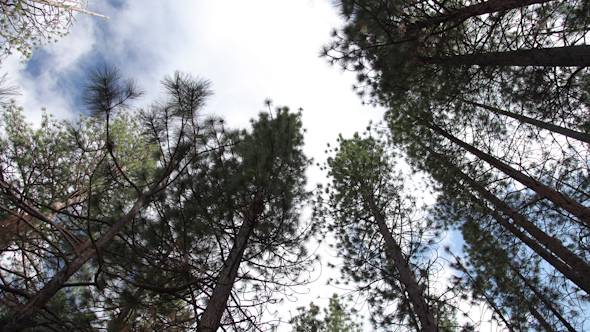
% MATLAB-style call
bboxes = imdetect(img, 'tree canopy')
[3,0,590,331]
[0,67,314,331]
[322,0,590,330]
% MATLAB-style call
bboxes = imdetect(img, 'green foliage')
[316,130,460,331]
[0,66,228,331]
[81,102,314,331]
[83,65,145,116]
[290,294,363,332]
[0,104,160,327]
[324,1,590,329]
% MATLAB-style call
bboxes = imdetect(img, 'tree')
[326,0,590,304]
[457,99,590,144]
[195,105,312,332]
[0,0,107,61]
[324,0,590,328]
[324,0,590,133]
[449,218,580,331]
[290,294,363,332]
[0,66,223,331]
[90,103,314,332]
[386,125,589,328]
[317,132,463,332]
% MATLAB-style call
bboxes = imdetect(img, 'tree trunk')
[484,203,590,294]
[196,201,262,332]
[527,301,556,332]
[451,256,516,332]
[1,193,150,332]
[408,0,552,32]
[433,152,590,293]
[428,122,590,228]
[508,262,577,332]
[428,45,590,67]
[363,188,439,332]
[460,99,590,144]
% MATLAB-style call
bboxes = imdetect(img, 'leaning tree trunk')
[196,200,263,332]
[527,301,556,332]
[431,152,590,294]
[483,202,590,294]
[407,0,552,33]
[363,187,439,332]
[428,45,590,67]
[1,193,151,332]
[508,262,577,332]
[460,99,590,144]
[428,122,590,228]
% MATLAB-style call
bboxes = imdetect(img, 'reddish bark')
[429,123,590,228]
[363,186,439,332]
[196,198,263,332]
[461,99,590,144]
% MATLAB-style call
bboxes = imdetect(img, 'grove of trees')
[2,0,590,331]
[319,0,590,331]
[0,67,314,331]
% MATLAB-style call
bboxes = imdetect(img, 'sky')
[0,0,388,329]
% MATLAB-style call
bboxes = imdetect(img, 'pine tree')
[324,0,590,328]
[318,132,462,332]
[196,105,312,332]
[101,103,313,331]
[391,129,588,328]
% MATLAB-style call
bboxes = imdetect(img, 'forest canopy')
[1,0,590,331]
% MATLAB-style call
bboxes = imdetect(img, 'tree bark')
[451,257,516,332]
[196,200,262,332]
[428,45,590,67]
[508,262,577,332]
[527,301,556,332]
[408,0,552,32]
[484,204,590,294]
[434,153,590,293]
[460,99,590,144]
[363,187,439,332]
[428,122,590,228]
[1,193,150,332]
